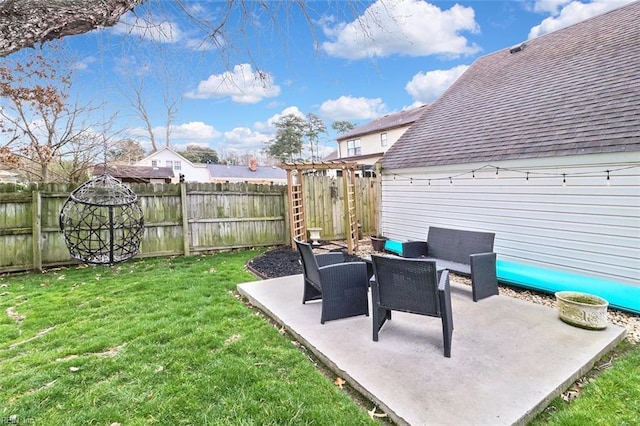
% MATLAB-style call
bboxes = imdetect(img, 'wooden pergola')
[279,161,360,254]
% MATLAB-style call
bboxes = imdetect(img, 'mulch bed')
[246,244,364,279]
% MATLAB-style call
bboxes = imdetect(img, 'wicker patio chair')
[295,240,369,324]
[371,254,454,358]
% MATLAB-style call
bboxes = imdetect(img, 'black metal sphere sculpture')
[59,174,144,265]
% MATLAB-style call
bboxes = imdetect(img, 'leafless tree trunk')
[163,89,179,148]
[123,62,182,152]
[125,79,158,152]
[55,131,109,183]
[0,0,145,57]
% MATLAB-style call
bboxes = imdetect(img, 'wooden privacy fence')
[301,175,378,242]
[0,177,378,273]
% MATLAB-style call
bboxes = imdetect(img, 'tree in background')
[218,150,240,165]
[122,56,184,153]
[51,132,106,183]
[264,114,306,163]
[108,139,147,164]
[179,145,219,164]
[331,120,357,135]
[305,113,326,162]
[0,48,106,182]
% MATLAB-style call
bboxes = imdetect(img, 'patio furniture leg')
[470,253,499,302]
[302,280,322,304]
[373,307,391,341]
[438,270,454,358]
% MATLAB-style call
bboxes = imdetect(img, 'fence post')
[180,182,190,256]
[32,189,42,272]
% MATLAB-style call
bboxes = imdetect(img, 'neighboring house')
[135,146,210,183]
[322,150,339,162]
[0,169,21,183]
[93,164,174,184]
[335,104,427,175]
[208,161,286,185]
[379,3,640,285]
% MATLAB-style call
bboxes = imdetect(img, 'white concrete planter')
[307,228,322,246]
[555,291,608,330]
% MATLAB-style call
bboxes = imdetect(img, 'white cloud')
[528,0,635,39]
[405,64,469,104]
[111,15,183,43]
[72,56,96,71]
[219,127,272,153]
[185,64,281,104]
[531,0,573,14]
[253,106,305,132]
[171,122,221,139]
[128,121,220,142]
[320,0,480,59]
[318,96,387,121]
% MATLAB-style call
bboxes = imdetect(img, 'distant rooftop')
[337,105,429,141]
[93,165,174,180]
[207,163,286,180]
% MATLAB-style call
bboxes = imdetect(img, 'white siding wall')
[380,152,640,286]
[137,150,210,183]
[338,125,412,158]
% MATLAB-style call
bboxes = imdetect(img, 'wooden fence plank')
[0,178,377,273]
[32,190,42,271]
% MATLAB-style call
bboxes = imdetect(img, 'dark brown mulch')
[246,245,364,279]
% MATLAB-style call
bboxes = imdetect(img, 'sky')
[9,0,637,162]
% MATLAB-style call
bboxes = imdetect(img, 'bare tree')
[0,48,106,182]
[122,60,182,152]
[125,79,158,152]
[0,1,369,65]
[51,132,107,183]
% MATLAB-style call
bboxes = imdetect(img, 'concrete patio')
[237,274,626,426]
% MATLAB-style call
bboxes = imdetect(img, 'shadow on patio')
[238,274,625,426]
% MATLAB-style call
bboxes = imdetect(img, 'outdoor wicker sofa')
[371,254,454,358]
[295,240,369,324]
[387,226,499,302]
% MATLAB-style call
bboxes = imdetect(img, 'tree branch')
[0,0,146,57]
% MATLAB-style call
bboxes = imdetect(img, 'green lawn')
[0,251,378,425]
[530,340,640,425]
[1,250,638,425]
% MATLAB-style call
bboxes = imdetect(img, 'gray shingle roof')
[93,165,174,179]
[207,164,286,180]
[382,2,640,170]
[337,105,428,141]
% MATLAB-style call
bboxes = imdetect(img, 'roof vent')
[248,158,257,172]
[510,42,526,54]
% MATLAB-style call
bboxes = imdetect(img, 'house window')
[174,161,181,171]
[166,160,173,168]
[151,160,158,167]
[381,133,388,147]
[347,139,361,156]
